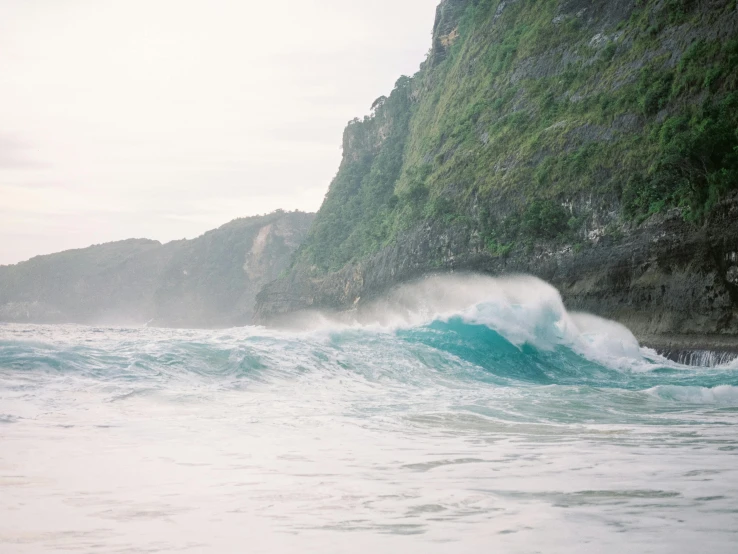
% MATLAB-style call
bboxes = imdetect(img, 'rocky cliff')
[256,0,738,345]
[0,211,314,327]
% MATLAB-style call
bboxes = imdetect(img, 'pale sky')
[0,0,439,265]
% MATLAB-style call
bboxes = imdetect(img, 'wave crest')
[282,274,647,371]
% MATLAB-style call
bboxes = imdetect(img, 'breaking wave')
[2,274,737,415]
[3,274,738,553]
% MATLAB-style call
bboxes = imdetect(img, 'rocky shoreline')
[640,335,738,367]
[256,193,738,347]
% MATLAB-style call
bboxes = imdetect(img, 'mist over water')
[1,275,737,553]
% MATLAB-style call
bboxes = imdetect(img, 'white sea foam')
[282,273,651,371]
[2,322,738,554]
[647,384,738,405]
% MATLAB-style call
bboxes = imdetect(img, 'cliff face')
[256,0,738,342]
[0,211,314,327]
[150,212,314,328]
[258,193,738,341]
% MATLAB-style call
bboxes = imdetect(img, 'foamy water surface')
[1,275,737,553]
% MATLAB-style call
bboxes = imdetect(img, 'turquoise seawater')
[1,275,737,553]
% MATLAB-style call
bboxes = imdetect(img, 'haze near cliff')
[0,0,438,265]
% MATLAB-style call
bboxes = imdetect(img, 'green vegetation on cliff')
[299,77,414,271]
[294,0,738,273]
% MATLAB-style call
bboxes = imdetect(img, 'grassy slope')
[295,0,738,273]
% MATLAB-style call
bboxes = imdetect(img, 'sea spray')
[1,275,738,553]
[275,274,651,371]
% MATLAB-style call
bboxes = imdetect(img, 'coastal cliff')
[0,211,314,327]
[256,0,738,344]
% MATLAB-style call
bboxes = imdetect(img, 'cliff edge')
[256,0,738,344]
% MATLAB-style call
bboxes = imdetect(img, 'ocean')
[1,275,737,553]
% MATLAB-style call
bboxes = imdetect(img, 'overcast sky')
[0,0,439,265]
